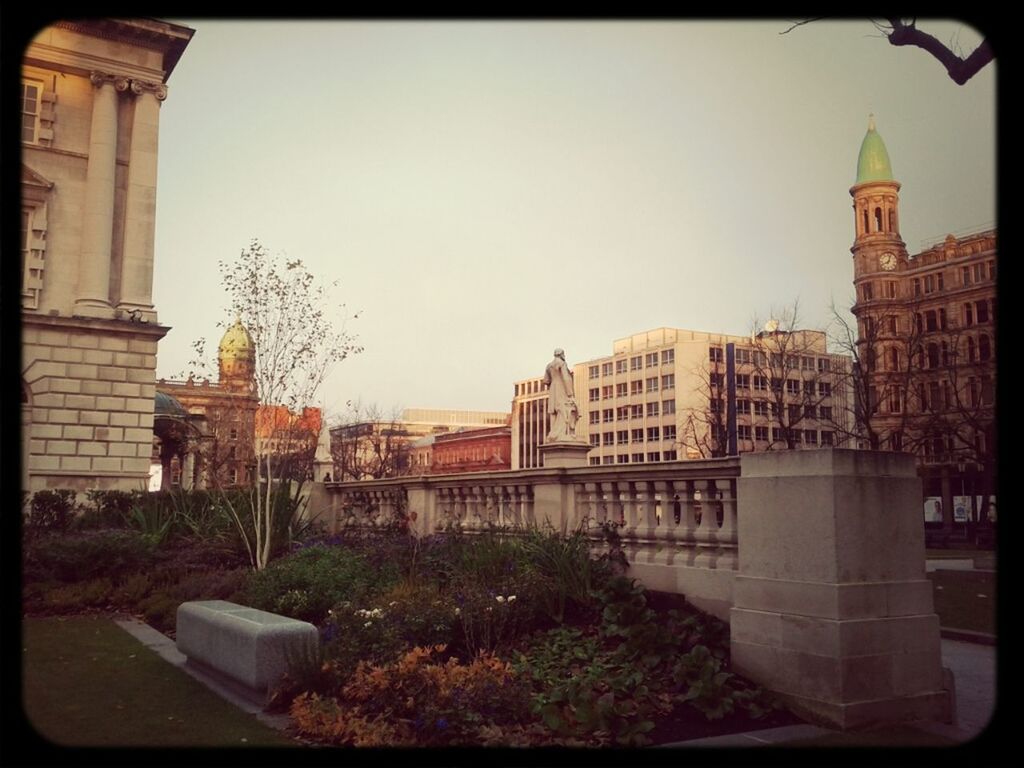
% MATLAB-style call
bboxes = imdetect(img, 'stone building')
[423,425,512,474]
[21,19,193,493]
[849,116,997,524]
[511,332,854,469]
[155,319,259,488]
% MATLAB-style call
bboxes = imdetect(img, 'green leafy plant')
[25,490,78,536]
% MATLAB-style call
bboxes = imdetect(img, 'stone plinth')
[539,439,591,468]
[730,449,952,729]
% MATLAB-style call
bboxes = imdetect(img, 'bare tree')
[213,240,361,569]
[330,402,412,481]
[781,18,994,85]
[676,358,729,459]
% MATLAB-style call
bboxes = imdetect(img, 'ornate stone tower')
[218,317,256,394]
[850,115,908,287]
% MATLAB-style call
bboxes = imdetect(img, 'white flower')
[364,621,373,628]
[507,595,517,603]
[454,608,461,615]
[496,596,506,604]
[389,601,398,607]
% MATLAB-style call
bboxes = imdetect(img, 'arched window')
[967,336,976,362]
[874,207,883,232]
[927,343,939,369]
[863,209,869,234]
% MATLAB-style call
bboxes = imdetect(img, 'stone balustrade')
[316,449,952,730]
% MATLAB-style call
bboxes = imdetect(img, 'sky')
[151,20,996,421]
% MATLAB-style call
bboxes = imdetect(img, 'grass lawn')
[22,616,297,748]
[927,570,996,635]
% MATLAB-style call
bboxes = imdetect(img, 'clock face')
[880,252,898,271]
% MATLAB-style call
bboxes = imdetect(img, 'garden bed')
[21,489,805,747]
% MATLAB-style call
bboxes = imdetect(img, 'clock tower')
[850,115,908,318]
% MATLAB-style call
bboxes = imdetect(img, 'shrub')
[244,545,383,625]
[519,526,611,624]
[290,645,531,746]
[43,577,114,612]
[75,490,135,530]
[25,490,77,536]
[24,530,157,583]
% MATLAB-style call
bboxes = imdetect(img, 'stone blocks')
[176,601,319,694]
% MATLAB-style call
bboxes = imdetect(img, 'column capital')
[89,71,130,91]
[129,79,168,101]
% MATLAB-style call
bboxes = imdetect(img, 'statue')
[544,348,580,442]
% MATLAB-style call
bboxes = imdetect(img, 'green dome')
[154,391,189,418]
[856,115,894,184]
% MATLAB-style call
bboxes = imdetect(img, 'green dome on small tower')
[856,114,894,184]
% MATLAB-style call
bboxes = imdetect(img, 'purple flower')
[435,717,448,730]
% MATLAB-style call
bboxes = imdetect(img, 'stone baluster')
[716,478,739,570]
[632,481,658,564]
[693,480,719,568]
[117,79,167,322]
[651,479,677,566]
[518,484,535,526]
[75,72,128,318]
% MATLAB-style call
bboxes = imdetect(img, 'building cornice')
[22,312,170,340]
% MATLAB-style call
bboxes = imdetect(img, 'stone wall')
[23,315,166,492]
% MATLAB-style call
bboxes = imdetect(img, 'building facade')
[510,377,551,469]
[849,116,997,520]
[21,19,193,493]
[155,319,259,488]
[429,426,512,474]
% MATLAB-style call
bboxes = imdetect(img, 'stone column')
[75,72,127,319]
[181,450,195,490]
[730,449,952,729]
[117,80,167,322]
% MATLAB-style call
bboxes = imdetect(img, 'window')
[786,379,800,395]
[647,452,661,462]
[888,431,900,451]
[646,353,659,368]
[661,349,675,365]
[939,308,947,330]
[938,272,945,291]
[603,409,614,423]
[964,303,974,326]
[888,387,902,413]
[988,260,996,280]
[710,373,725,389]
[913,278,921,296]
[753,351,766,367]
[631,356,642,371]
[930,382,941,412]
[631,405,643,419]
[646,377,659,393]
[230,468,238,484]
[821,431,834,446]
[662,399,675,415]
[663,425,676,441]
[602,456,615,465]
[647,427,660,441]
[772,428,783,442]
[616,382,628,398]
[979,334,991,361]
[710,398,723,413]
[924,274,935,294]
[602,385,613,400]
[735,374,749,389]
[887,316,898,335]
[819,405,832,421]
[788,404,802,422]
[818,382,831,397]
[753,375,768,391]
[976,300,989,324]
[804,430,818,445]
[663,450,678,461]
[710,346,725,363]
[961,265,971,286]
[817,358,831,373]
[737,425,752,441]
[617,430,629,445]
[803,405,816,419]
[229,446,237,460]
[589,457,600,466]
[925,310,937,332]
[589,388,599,402]
[885,281,897,298]
[589,411,600,425]
[861,282,874,301]
[736,399,751,415]
[661,374,675,390]
[631,429,644,443]
[21,80,43,143]
[590,433,600,446]
[755,426,769,442]
[754,401,768,417]
[927,343,939,369]
[770,377,782,392]
[801,356,814,371]
[229,428,239,440]
[646,402,660,417]
[632,453,645,463]
[617,454,629,464]
[589,365,600,379]
[602,362,613,377]
[972,263,985,283]
[616,359,627,374]
[616,406,629,420]
[603,432,614,446]
[630,380,643,396]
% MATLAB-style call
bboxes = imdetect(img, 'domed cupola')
[217,316,255,389]
[856,114,895,184]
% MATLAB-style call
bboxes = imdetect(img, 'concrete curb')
[940,627,997,645]
[114,617,291,733]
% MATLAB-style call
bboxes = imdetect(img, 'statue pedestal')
[540,440,591,469]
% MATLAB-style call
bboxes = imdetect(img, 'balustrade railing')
[326,458,740,570]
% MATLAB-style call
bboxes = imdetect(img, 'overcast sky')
[151,20,996,421]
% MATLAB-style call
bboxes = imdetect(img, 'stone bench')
[176,600,318,695]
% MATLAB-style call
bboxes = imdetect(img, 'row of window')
[709,424,835,445]
[588,400,678,423]
[590,450,680,465]
[588,375,676,400]
[723,374,832,397]
[590,425,680,446]
[870,375,994,414]
[588,350,676,379]
[860,261,995,303]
